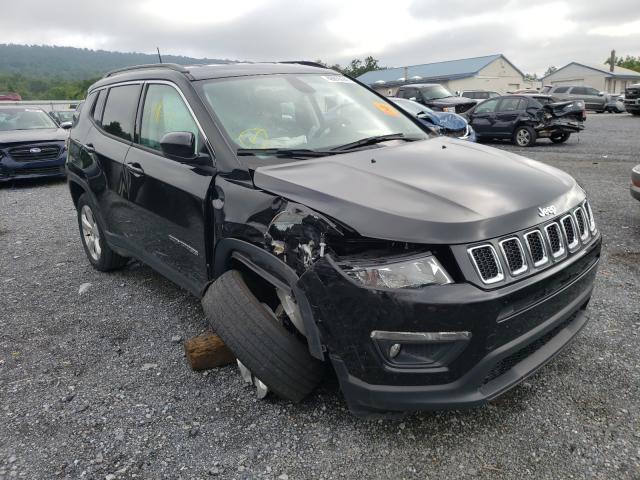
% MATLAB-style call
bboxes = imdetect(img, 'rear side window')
[498,98,526,111]
[553,86,569,93]
[101,85,141,141]
[93,90,106,125]
[474,98,499,113]
[571,87,587,95]
[139,84,199,152]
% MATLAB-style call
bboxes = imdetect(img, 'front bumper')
[0,153,67,182]
[300,235,600,415]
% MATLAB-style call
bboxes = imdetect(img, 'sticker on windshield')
[322,75,352,83]
[373,101,400,117]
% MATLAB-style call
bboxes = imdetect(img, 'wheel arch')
[207,237,325,360]
[68,179,86,208]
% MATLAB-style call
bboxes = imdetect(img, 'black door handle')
[84,143,95,154]
[126,162,145,176]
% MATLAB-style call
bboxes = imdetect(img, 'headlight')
[343,255,453,289]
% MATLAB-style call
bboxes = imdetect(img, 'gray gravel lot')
[1,113,639,479]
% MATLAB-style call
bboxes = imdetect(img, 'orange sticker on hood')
[373,101,400,117]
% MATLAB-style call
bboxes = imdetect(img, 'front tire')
[202,270,325,402]
[550,132,570,144]
[513,126,536,147]
[76,194,128,271]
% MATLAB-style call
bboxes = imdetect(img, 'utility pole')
[609,49,616,72]
[157,47,163,64]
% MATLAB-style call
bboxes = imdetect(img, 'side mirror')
[409,97,417,101]
[60,121,73,130]
[160,131,196,159]
[598,92,605,96]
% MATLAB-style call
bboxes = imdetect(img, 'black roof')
[90,62,336,92]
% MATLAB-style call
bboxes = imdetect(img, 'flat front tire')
[76,193,128,271]
[513,126,536,147]
[202,270,325,402]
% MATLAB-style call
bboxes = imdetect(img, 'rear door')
[494,97,527,136]
[82,83,142,240]
[467,98,500,136]
[121,81,214,294]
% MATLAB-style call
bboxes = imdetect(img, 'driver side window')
[139,84,199,152]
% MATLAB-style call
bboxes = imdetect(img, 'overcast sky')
[2,0,639,75]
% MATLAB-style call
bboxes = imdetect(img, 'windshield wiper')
[236,148,337,158]
[330,133,417,151]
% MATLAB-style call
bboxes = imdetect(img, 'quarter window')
[139,84,199,152]
[93,89,106,125]
[101,84,141,141]
[474,98,499,113]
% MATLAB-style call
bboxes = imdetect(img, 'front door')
[121,82,214,294]
[468,98,500,136]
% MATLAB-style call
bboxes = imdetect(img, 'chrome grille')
[465,202,597,286]
[468,245,504,284]
[499,237,527,275]
[524,230,548,267]
[584,201,596,232]
[561,215,579,250]
[9,144,61,162]
[573,207,589,242]
[544,223,565,258]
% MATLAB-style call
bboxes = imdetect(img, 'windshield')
[390,97,434,116]
[0,108,58,131]
[54,111,75,123]
[419,85,454,100]
[197,74,427,153]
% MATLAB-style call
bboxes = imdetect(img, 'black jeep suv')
[66,63,601,415]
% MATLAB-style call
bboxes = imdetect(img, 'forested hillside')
[0,44,235,100]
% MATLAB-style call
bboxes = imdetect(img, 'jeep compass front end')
[67,63,600,416]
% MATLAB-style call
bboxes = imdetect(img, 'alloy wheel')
[80,205,101,261]
[516,129,530,146]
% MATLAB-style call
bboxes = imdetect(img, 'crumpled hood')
[0,128,68,146]
[253,138,584,244]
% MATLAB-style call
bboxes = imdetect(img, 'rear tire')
[550,133,570,144]
[202,270,325,402]
[513,126,536,147]
[631,111,640,116]
[76,193,128,271]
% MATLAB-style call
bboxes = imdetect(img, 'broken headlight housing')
[343,255,453,289]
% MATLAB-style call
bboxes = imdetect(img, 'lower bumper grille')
[482,312,578,385]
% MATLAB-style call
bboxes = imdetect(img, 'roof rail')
[278,61,330,69]
[104,63,190,78]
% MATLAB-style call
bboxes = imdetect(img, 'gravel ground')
[1,113,639,479]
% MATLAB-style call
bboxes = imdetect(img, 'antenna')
[157,47,163,64]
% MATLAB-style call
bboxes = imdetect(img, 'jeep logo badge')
[538,205,557,217]
[29,148,42,154]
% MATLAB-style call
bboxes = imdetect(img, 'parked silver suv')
[546,85,606,112]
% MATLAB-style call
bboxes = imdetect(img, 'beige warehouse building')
[356,54,526,96]
[542,62,640,94]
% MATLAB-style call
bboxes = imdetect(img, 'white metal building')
[356,54,526,96]
[542,62,640,94]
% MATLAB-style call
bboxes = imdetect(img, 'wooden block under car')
[185,333,236,371]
